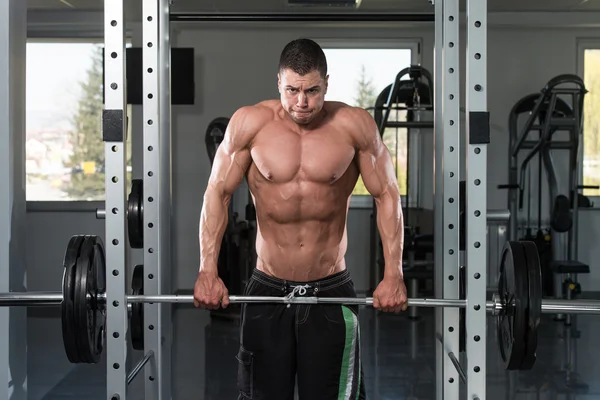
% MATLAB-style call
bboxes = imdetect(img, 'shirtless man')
[194,38,407,400]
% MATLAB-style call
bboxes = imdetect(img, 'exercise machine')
[500,75,595,315]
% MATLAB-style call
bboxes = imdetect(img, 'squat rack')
[104,2,489,400]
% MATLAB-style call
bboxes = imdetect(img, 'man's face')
[278,68,328,125]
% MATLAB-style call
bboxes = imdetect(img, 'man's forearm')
[198,186,231,274]
[375,189,405,279]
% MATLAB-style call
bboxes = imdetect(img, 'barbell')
[2,234,600,371]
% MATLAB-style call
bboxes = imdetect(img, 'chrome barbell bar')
[1,291,600,315]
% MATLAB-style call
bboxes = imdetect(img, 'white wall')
[25,16,600,297]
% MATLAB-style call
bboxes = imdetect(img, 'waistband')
[250,268,352,295]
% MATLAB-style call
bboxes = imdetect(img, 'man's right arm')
[199,106,257,274]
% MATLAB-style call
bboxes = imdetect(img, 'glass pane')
[322,48,412,196]
[583,49,600,197]
[26,42,132,201]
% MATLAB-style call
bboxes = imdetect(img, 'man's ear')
[325,74,329,94]
[277,72,281,92]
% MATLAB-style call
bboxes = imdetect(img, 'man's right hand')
[193,270,230,310]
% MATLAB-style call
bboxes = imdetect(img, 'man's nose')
[296,92,308,107]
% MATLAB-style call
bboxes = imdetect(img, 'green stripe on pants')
[338,306,358,400]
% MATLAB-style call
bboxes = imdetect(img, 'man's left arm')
[353,108,407,312]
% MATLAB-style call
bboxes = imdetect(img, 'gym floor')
[26,303,599,400]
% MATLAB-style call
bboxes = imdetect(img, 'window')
[319,41,418,203]
[26,41,132,202]
[581,45,600,198]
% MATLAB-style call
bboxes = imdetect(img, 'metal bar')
[466,0,488,397]
[433,0,444,398]
[448,352,467,384]
[487,209,511,223]
[142,0,164,397]
[169,13,435,22]
[127,350,155,386]
[96,208,106,219]
[441,0,461,397]
[384,121,433,129]
[158,0,173,398]
[103,0,128,398]
[520,140,573,150]
[2,292,600,315]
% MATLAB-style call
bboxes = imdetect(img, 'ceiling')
[26,0,600,13]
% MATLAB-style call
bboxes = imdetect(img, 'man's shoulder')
[325,102,375,132]
[234,100,278,119]
[325,101,372,121]
[229,101,278,136]
[324,102,378,149]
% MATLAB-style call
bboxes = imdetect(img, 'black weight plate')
[497,241,529,370]
[130,264,144,350]
[87,237,106,363]
[61,235,86,363]
[128,179,144,249]
[520,240,542,370]
[74,236,95,363]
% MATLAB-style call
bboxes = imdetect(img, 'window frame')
[314,38,422,209]
[576,37,600,207]
[25,37,133,213]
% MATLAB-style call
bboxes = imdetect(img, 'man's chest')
[249,128,356,184]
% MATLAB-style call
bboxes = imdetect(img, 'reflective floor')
[25,305,600,400]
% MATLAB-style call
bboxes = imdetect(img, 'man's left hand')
[373,275,408,313]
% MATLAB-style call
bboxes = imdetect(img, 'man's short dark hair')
[279,38,327,78]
